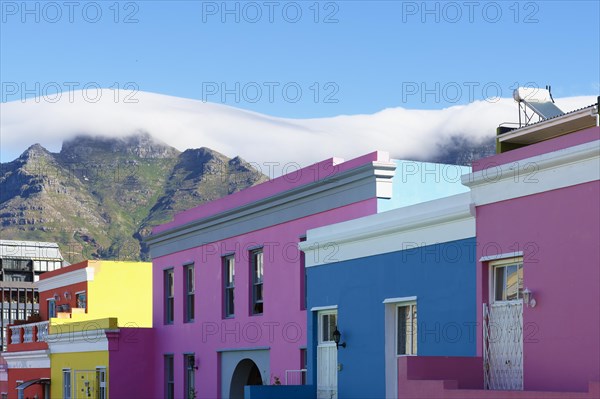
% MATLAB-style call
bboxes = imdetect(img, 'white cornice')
[47,329,111,353]
[301,193,474,267]
[36,267,94,292]
[479,252,523,262]
[2,350,50,369]
[147,160,397,258]
[462,140,600,206]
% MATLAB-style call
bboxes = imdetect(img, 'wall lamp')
[523,288,536,308]
[332,327,346,349]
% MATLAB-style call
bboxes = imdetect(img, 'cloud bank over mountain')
[1,90,595,168]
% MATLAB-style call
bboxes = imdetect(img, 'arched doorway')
[229,358,263,399]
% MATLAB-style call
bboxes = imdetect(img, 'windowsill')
[250,313,264,317]
[223,315,235,320]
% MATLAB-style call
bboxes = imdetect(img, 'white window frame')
[318,310,337,345]
[96,367,106,399]
[63,368,72,399]
[489,257,524,305]
[383,297,417,399]
[395,302,417,356]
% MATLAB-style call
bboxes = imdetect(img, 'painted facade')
[301,192,477,399]
[2,260,153,399]
[391,102,600,397]
[147,152,470,399]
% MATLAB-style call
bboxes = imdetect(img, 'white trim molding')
[37,267,94,292]
[382,296,417,304]
[2,350,50,369]
[480,252,524,262]
[301,192,474,267]
[310,305,338,312]
[147,159,397,258]
[47,329,111,354]
[462,139,600,206]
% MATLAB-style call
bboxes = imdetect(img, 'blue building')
[300,192,477,399]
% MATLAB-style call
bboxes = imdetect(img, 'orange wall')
[39,281,87,320]
[6,368,50,399]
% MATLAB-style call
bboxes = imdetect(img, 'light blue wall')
[378,160,471,212]
[306,238,477,399]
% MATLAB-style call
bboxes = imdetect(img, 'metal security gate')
[483,302,523,390]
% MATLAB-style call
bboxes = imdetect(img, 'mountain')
[0,133,267,262]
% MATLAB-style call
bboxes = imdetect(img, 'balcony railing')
[285,369,307,385]
[9,321,50,345]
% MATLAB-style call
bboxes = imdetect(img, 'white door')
[484,259,524,390]
[317,311,337,399]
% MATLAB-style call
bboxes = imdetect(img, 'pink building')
[397,96,600,398]
[146,152,397,399]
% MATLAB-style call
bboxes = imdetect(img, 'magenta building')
[147,152,386,398]
[396,98,600,398]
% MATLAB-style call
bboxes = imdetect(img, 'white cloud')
[1,90,596,169]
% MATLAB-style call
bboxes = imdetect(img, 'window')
[396,303,417,356]
[184,354,196,399]
[493,260,524,302]
[75,291,86,309]
[300,348,307,385]
[164,355,174,399]
[48,299,56,318]
[299,236,307,310]
[96,368,106,399]
[164,269,174,324]
[63,369,72,399]
[319,311,337,344]
[184,264,195,322]
[250,249,263,315]
[223,256,235,318]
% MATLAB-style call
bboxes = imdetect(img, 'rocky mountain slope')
[0,132,267,262]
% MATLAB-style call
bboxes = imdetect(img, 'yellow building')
[4,261,154,399]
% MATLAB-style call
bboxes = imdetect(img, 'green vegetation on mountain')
[0,133,267,262]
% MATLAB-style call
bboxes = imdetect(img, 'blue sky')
[1,0,599,118]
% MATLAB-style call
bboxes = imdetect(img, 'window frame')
[318,310,337,345]
[62,368,72,399]
[75,291,86,310]
[96,367,107,399]
[184,264,195,323]
[223,255,235,318]
[48,298,56,318]
[490,257,524,304]
[164,354,174,399]
[299,236,307,311]
[250,249,264,315]
[164,269,175,325]
[396,301,417,356]
[184,353,196,399]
